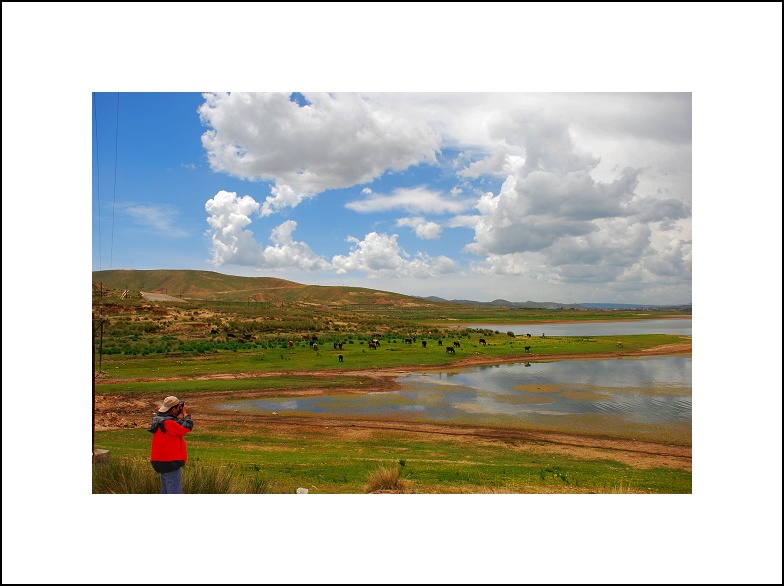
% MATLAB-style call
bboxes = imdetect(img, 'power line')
[110,92,120,269]
[93,94,101,272]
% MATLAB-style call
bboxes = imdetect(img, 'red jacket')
[149,415,193,469]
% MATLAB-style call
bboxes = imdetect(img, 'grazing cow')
[372,338,380,346]
[524,346,531,352]
[210,328,218,334]
[333,342,338,349]
[338,354,344,362]
[617,342,623,347]
[311,342,318,350]
[226,333,236,338]
[453,340,461,348]
[288,340,294,348]
[526,333,531,338]
[438,340,443,346]
[338,342,344,350]
[300,334,310,340]
[369,342,377,349]
[478,338,487,346]
[446,346,456,354]
[422,340,427,348]
[405,338,413,344]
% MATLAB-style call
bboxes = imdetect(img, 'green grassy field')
[96,332,686,383]
[95,425,692,494]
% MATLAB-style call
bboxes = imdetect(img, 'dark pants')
[160,468,183,493]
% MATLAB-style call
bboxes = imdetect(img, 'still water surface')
[219,355,692,440]
[460,318,691,336]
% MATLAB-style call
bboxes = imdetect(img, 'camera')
[178,400,185,408]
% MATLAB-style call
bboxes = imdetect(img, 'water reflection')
[219,356,692,434]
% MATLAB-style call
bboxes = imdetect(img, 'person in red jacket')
[148,396,193,494]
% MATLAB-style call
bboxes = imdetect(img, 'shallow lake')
[458,317,691,336]
[218,355,692,444]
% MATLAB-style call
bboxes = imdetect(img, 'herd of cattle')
[205,329,628,362]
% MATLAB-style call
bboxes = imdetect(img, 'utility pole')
[92,284,108,457]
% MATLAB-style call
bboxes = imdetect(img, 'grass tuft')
[365,465,407,493]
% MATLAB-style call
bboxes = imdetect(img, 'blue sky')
[92,91,693,304]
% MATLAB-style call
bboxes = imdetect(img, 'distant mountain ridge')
[420,296,584,309]
[92,269,690,309]
[421,297,689,310]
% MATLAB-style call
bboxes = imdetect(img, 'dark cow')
[334,342,338,349]
[422,340,427,348]
[210,328,219,334]
[446,346,456,354]
[524,346,531,352]
[226,333,237,338]
[338,354,344,362]
[405,338,413,344]
[369,342,377,349]
[372,339,380,346]
[453,340,461,348]
[438,340,443,346]
[526,333,531,338]
[338,342,344,350]
[478,338,487,346]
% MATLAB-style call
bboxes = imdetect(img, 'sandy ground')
[94,342,692,471]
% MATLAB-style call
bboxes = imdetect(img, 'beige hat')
[158,396,180,413]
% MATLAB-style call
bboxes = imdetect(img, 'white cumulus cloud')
[332,232,458,278]
[396,217,443,239]
[205,190,329,271]
[199,92,441,210]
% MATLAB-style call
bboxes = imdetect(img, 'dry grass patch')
[365,465,409,493]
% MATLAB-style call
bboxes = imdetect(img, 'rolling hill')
[91,269,443,307]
